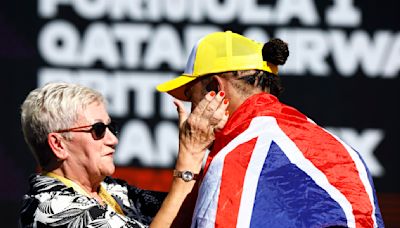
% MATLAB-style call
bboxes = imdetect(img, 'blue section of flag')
[250,141,348,228]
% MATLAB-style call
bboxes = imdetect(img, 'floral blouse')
[19,174,167,228]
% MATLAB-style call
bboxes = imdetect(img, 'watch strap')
[173,170,199,182]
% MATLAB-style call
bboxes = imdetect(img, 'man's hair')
[20,82,105,170]
[211,38,289,97]
[232,70,284,97]
[238,38,288,96]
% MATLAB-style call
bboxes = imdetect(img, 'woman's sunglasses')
[55,121,119,140]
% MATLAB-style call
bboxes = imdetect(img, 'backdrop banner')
[0,0,398,227]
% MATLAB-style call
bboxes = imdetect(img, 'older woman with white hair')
[19,82,229,228]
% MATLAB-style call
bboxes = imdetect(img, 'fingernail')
[225,110,229,116]
[223,99,229,104]
[210,91,216,97]
[219,91,225,97]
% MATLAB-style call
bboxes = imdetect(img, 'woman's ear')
[47,133,68,160]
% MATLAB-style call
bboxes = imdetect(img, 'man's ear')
[47,133,68,160]
[205,77,220,93]
[213,76,226,93]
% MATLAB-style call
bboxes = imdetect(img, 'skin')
[47,92,230,227]
[151,91,229,227]
[48,102,118,203]
[170,72,264,227]
[186,73,259,119]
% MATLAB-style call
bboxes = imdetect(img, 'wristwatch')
[173,170,199,182]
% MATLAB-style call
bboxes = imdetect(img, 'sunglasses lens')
[108,121,119,136]
[91,122,107,140]
[90,122,119,140]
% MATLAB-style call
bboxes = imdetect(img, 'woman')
[19,82,229,227]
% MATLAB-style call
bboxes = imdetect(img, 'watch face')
[182,171,194,181]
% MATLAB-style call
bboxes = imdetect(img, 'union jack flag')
[191,93,384,228]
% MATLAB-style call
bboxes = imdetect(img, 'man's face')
[185,79,209,112]
[63,102,118,180]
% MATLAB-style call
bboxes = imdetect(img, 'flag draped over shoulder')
[191,93,384,228]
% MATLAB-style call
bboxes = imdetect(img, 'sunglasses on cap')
[55,121,119,140]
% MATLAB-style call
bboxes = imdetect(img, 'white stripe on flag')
[324,128,378,227]
[268,117,356,227]
[192,118,271,228]
[193,116,359,228]
[237,129,272,227]
[237,117,355,228]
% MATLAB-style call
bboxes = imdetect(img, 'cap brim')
[156,74,198,101]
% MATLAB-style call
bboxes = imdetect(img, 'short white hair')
[21,82,105,169]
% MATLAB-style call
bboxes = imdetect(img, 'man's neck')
[227,89,264,116]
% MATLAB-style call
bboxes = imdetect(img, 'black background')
[0,0,398,227]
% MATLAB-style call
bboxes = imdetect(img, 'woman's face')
[64,102,118,182]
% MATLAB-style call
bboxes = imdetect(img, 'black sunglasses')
[55,121,119,140]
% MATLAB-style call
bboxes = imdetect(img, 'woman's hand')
[174,91,229,172]
[150,91,229,228]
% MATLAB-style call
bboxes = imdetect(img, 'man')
[157,31,384,227]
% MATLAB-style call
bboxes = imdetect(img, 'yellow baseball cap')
[156,31,278,101]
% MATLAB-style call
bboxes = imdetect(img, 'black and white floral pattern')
[19,175,167,228]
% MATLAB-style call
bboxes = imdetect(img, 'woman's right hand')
[173,91,229,173]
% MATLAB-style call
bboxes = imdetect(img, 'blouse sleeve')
[104,176,168,225]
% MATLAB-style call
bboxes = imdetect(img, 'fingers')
[203,91,227,120]
[179,90,229,144]
[214,109,229,132]
[208,95,229,128]
[191,91,219,117]
[173,99,187,128]
[189,90,229,134]
[175,91,229,172]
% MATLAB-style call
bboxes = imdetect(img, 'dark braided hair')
[237,38,289,97]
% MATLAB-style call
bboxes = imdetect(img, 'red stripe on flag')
[277,119,374,227]
[215,138,258,228]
